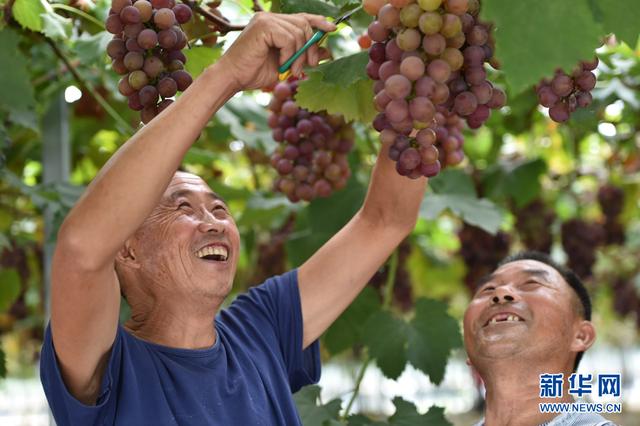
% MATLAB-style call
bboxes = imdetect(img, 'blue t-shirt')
[40,270,320,425]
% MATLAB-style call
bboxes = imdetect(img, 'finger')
[278,20,308,76]
[271,24,299,69]
[299,13,336,32]
[284,14,316,68]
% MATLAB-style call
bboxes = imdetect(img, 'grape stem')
[50,3,105,30]
[341,249,399,419]
[44,37,135,135]
[252,0,265,12]
[183,0,246,33]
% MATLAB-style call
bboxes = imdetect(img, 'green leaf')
[313,51,369,86]
[12,0,45,32]
[481,0,602,94]
[41,11,72,40]
[421,195,504,234]
[281,0,340,16]
[296,61,376,123]
[0,30,36,116]
[593,0,640,47]
[286,177,366,265]
[238,192,297,229]
[293,385,342,426]
[324,287,381,354]
[428,169,476,196]
[74,32,112,65]
[406,298,462,385]
[362,311,409,380]
[0,268,21,312]
[504,159,548,208]
[184,46,222,79]
[388,399,450,426]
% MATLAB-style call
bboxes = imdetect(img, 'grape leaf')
[481,0,603,94]
[428,169,476,196]
[11,0,45,32]
[74,32,112,66]
[388,399,450,426]
[281,0,340,16]
[421,194,503,234]
[293,385,342,426]
[286,177,366,265]
[0,268,21,311]
[313,51,369,86]
[41,10,72,40]
[362,311,409,380]
[421,170,504,234]
[184,46,222,79]
[504,158,548,208]
[296,72,376,123]
[324,287,381,355]
[592,0,640,47]
[406,299,462,385]
[0,30,36,118]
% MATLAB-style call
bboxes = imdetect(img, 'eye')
[177,201,192,210]
[482,286,495,292]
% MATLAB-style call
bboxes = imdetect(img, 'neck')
[478,359,573,426]
[124,286,224,350]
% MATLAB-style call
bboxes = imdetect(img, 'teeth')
[196,245,228,260]
[488,314,522,325]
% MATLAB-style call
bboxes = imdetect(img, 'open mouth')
[483,312,525,327]
[195,244,229,262]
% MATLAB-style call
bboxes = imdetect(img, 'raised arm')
[50,12,335,404]
[298,141,427,348]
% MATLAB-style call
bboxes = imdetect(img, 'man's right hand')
[218,12,336,91]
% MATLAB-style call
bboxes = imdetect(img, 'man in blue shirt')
[464,252,616,426]
[40,11,428,426]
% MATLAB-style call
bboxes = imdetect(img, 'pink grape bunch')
[364,0,506,178]
[105,0,194,124]
[535,57,598,123]
[268,78,354,202]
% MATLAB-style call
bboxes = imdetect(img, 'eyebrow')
[475,268,552,291]
[167,189,226,205]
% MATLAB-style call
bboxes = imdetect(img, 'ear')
[570,320,596,353]
[115,240,141,269]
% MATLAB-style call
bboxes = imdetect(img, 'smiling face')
[120,172,240,302]
[463,260,586,369]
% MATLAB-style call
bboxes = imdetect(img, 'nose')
[491,286,516,304]
[197,210,225,234]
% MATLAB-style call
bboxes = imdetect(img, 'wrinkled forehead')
[162,172,216,201]
[491,259,564,285]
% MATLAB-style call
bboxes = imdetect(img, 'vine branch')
[342,249,399,419]
[184,0,246,33]
[44,37,135,135]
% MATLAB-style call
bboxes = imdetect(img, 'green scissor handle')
[278,30,326,79]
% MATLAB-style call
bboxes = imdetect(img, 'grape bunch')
[105,0,194,124]
[513,199,556,254]
[612,278,640,328]
[268,77,354,202]
[597,184,625,245]
[560,219,604,279]
[364,0,505,179]
[535,57,598,123]
[458,223,511,293]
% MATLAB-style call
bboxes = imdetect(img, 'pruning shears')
[277,5,362,81]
